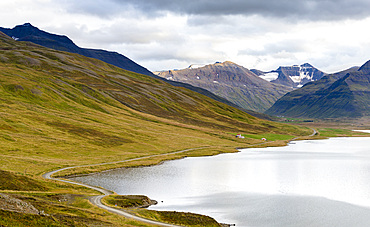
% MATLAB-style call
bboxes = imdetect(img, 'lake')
[71,133,370,227]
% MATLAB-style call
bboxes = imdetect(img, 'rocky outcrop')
[0,193,40,215]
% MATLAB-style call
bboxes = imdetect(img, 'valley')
[0,30,315,227]
[0,22,369,227]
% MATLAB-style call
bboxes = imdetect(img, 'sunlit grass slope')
[0,31,310,174]
[0,31,310,226]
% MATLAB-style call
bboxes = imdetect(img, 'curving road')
[42,148,209,227]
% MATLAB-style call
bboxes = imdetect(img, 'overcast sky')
[1,0,370,73]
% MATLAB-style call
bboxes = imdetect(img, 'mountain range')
[253,63,326,88]
[0,23,255,115]
[2,23,368,120]
[155,61,293,112]
[266,62,370,118]
[0,30,307,134]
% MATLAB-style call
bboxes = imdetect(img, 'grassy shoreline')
[1,127,369,227]
[52,127,370,178]
[54,128,370,226]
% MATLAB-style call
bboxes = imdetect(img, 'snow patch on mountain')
[188,64,206,69]
[290,65,315,83]
[259,72,279,82]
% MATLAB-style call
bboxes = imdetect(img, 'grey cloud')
[64,0,370,21]
[58,0,128,18]
[186,15,231,27]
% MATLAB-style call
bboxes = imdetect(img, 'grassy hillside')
[2,23,275,119]
[0,31,312,226]
[265,66,370,118]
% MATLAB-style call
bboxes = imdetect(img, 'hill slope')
[155,61,293,112]
[1,23,254,113]
[0,31,310,172]
[265,63,369,118]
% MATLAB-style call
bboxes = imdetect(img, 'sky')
[1,0,370,73]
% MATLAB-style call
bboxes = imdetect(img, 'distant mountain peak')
[187,61,238,69]
[21,23,33,27]
[217,61,237,66]
[301,63,314,68]
[259,63,326,88]
[155,61,292,112]
[266,62,370,119]
[15,23,37,30]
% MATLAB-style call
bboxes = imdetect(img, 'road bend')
[42,147,209,227]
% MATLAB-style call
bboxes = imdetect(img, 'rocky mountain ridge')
[155,61,293,112]
[255,63,326,88]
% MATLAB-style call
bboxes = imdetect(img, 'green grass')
[0,193,116,227]
[0,170,48,191]
[135,209,222,227]
[103,195,155,208]
[318,128,364,137]
[0,210,68,227]
[0,32,316,226]
[236,133,295,141]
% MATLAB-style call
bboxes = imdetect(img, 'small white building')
[236,134,245,139]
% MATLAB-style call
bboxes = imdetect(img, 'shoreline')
[53,129,320,179]
[42,128,370,226]
[42,147,213,227]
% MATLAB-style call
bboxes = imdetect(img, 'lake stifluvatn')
[71,131,370,227]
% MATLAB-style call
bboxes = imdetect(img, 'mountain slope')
[265,64,369,118]
[0,30,309,149]
[0,30,311,178]
[155,61,293,112]
[0,23,154,77]
[257,63,326,88]
[1,23,255,113]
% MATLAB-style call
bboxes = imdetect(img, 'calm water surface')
[72,134,370,227]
